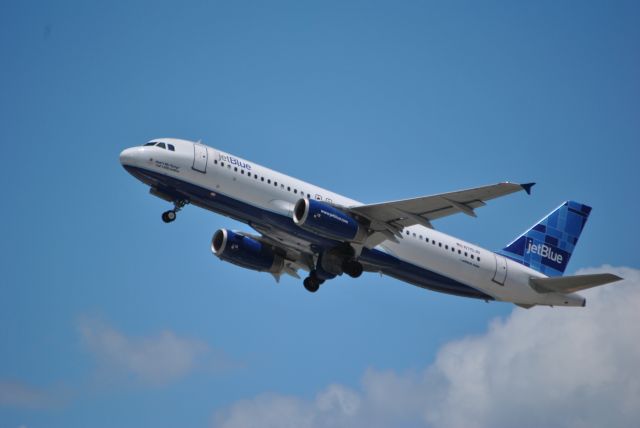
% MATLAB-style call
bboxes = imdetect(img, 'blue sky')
[1,1,639,427]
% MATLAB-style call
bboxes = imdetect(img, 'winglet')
[521,182,536,195]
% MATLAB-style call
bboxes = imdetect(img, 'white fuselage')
[119,138,585,307]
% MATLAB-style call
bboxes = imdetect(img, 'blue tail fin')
[498,201,592,277]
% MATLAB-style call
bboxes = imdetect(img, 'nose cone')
[119,147,140,167]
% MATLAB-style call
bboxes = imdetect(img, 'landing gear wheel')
[303,276,321,293]
[162,210,177,223]
[342,260,364,278]
[161,199,188,224]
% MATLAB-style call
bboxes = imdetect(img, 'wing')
[245,223,317,282]
[241,182,534,279]
[349,182,535,238]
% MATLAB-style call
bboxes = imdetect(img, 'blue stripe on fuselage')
[124,165,492,300]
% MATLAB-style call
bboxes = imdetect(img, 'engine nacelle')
[293,198,364,242]
[211,229,284,273]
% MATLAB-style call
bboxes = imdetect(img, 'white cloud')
[79,319,228,385]
[0,380,58,409]
[214,385,363,428]
[213,265,640,428]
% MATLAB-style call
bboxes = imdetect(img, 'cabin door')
[192,144,208,173]
[492,254,507,285]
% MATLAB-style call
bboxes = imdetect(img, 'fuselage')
[120,138,586,307]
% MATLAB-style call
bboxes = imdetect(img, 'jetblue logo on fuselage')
[218,154,252,171]
[526,240,563,264]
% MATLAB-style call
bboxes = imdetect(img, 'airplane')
[119,138,622,308]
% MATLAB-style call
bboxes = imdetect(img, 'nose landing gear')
[162,210,177,223]
[161,199,189,223]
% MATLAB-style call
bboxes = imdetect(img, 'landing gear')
[162,210,177,223]
[342,259,364,278]
[303,277,320,293]
[303,250,363,292]
[303,271,325,293]
[161,199,189,223]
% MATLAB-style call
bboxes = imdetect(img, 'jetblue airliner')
[120,138,621,308]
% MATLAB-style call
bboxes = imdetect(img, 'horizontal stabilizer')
[530,273,623,294]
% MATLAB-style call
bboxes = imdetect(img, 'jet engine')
[211,229,284,273]
[293,198,365,242]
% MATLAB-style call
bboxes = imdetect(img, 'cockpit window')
[143,141,175,150]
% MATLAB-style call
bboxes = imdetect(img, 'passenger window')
[267,179,271,184]
[412,233,416,237]
[234,167,238,172]
[464,252,468,257]
[261,177,264,182]
[220,162,224,167]
[156,142,166,149]
[406,231,410,236]
[445,245,448,250]
[254,174,258,179]
[274,182,278,186]
[167,144,175,151]
[478,257,481,262]
[214,160,218,164]
[438,242,442,247]
[294,189,298,194]
[471,255,474,260]
[458,250,461,254]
